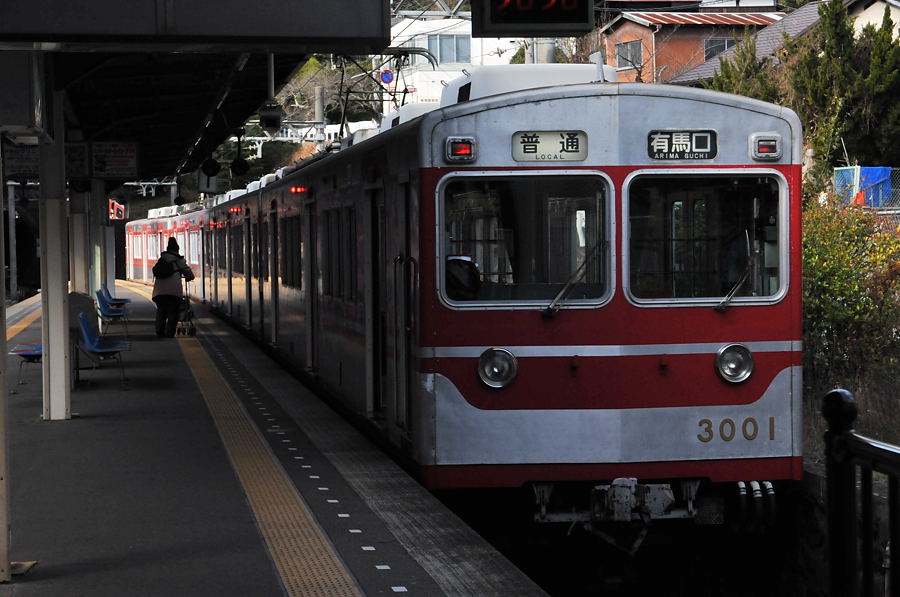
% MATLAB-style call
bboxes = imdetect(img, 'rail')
[824,388,900,597]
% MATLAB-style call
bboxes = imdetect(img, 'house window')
[616,40,642,69]
[427,34,471,64]
[705,38,737,60]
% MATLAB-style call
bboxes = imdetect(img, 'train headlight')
[477,348,518,389]
[715,344,754,383]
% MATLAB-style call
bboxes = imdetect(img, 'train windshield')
[441,175,608,305]
[628,175,783,302]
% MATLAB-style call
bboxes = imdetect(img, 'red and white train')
[127,63,803,533]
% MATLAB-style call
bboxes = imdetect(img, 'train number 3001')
[697,417,776,443]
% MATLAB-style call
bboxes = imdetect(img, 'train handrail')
[823,388,900,597]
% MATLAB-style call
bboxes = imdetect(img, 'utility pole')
[314,86,326,152]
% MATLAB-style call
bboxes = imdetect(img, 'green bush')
[802,194,900,388]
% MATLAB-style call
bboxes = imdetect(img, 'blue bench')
[102,282,131,306]
[95,289,129,335]
[78,312,131,387]
[8,343,42,391]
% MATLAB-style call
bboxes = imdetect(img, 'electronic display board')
[472,0,595,37]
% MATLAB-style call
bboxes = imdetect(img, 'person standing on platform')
[152,237,195,337]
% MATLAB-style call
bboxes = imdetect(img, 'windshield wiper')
[543,242,602,319]
[715,230,754,313]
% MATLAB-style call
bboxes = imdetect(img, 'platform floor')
[0,283,548,597]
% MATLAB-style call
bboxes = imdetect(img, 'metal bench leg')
[116,354,128,389]
[10,360,26,394]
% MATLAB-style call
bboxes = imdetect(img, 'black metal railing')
[824,388,900,597]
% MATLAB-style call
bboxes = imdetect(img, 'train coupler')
[591,478,676,522]
[590,478,725,524]
[532,478,722,530]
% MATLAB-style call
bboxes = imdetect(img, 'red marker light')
[751,134,781,160]
[446,137,476,162]
[450,141,473,156]
[228,206,242,213]
[290,185,308,194]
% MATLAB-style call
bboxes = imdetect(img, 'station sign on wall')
[0,0,388,53]
[92,142,138,179]
[1,140,134,180]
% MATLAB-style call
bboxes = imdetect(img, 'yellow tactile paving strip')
[6,306,41,340]
[178,337,362,597]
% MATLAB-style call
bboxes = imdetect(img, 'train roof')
[380,61,618,131]
[439,63,618,108]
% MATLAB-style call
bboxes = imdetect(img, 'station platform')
[0,282,548,597]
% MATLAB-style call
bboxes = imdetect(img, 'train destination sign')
[512,130,588,162]
[648,130,717,160]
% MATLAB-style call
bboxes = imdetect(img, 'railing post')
[823,388,860,597]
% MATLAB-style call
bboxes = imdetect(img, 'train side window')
[322,207,355,300]
[216,223,227,273]
[261,221,269,282]
[279,218,287,284]
[189,230,200,264]
[279,215,300,290]
[343,207,356,301]
[627,175,782,302]
[295,215,303,291]
[230,220,243,275]
[440,174,609,306]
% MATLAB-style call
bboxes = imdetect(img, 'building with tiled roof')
[595,11,785,82]
[667,1,824,86]
[668,0,900,87]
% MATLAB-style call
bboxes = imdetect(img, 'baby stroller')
[175,280,196,336]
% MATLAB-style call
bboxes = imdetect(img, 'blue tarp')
[858,167,892,207]
[834,166,893,207]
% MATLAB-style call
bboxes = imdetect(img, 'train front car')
[416,77,802,535]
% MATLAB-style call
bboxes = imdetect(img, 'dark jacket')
[152,251,195,298]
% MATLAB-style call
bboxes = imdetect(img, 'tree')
[211,124,304,191]
[277,55,379,124]
[785,1,900,170]
[704,32,779,103]
[784,0,856,172]
[847,8,900,165]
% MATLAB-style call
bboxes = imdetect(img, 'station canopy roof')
[0,0,390,182]
[55,51,307,181]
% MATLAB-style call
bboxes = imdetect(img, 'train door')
[259,214,268,340]
[385,181,414,438]
[243,211,252,328]
[208,221,218,306]
[225,214,233,316]
[369,188,386,421]
[249,206,260,336]
[303,201,318,372]
[198,227,207,302]
[268,200,279,346]
[217,218,228,311]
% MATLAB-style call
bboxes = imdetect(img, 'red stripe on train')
[419,457,803,489]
